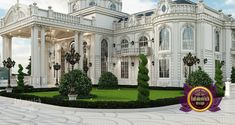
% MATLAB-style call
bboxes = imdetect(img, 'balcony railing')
[115,47,151,57]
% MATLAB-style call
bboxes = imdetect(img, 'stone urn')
[6,88,13,93]
[68,94,78,101]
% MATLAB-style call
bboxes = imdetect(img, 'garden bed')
[0,88,183,109]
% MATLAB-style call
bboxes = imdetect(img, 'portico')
[0,2,108,87]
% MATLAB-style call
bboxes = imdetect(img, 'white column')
[40,26,47,87]
[31,27,35,85]
[2,35,12,60]
[31,25,40,87]
[79,32,84,70]
[225,28,232,79]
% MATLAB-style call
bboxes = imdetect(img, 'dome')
[173,0,196,5]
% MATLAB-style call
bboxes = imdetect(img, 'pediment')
[4,4,29,25]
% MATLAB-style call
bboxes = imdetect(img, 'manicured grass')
[25,88,183,101]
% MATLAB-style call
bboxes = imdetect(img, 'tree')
[17,64,25,93]
[26,56,31,76]
[137,54,150,102]
[215,61,224,96]
[231,67,235,83]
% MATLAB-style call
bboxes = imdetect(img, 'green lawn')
[25,88,183,101]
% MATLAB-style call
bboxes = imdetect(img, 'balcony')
[114,47,151,57]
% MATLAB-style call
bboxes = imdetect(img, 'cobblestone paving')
[0,93,235,125]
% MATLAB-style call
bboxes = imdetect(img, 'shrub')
[0,92,181,109]
[59,69,92,96]
[231,67,235,83]
[215,61,224,96]
[187,67,213,87]
[98,72,118,89]
[137,54,150,102]
[16,64,25,93]
[26,56,31,76]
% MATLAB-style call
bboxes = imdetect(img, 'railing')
[115,47,151,57]
[171,4,196,13]
[53,12,80,24]
[114,16,152,29]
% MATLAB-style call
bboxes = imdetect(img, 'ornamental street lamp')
[65,48,80,95]
[2,57,15,88]
[53,63,61,86]
[65,48,80,71]
[183,52,200,77]
[83,42,89,74]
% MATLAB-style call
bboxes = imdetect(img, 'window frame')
[215,30,220,52]
[121,61,129,79]
[139,36,148,48]
[182,26,194,51]
[159,27,170,52]
[158,58,170,79]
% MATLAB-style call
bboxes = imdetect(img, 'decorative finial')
[48,6,52,10]
[33,2,37,6]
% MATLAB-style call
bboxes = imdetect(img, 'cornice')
[69,6,129,18]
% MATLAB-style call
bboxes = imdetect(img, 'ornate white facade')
[1,0,235,87]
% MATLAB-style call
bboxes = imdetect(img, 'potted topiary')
[59,69,92,101]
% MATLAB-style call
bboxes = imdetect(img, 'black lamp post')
[2,57,15,88]
[183,52,200,77]
[83,42,89,74]
[65,48,80,71]
[53,63,61,86]
[65,48,80,95]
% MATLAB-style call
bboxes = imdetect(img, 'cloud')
[225,0,235,5]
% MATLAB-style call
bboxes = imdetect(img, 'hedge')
[0,92,181,109]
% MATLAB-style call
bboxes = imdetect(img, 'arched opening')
[101,39,108,74]
[110,3,116,11]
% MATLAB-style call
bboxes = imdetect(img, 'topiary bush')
[231,67,235,83]
[215,61,224,96]
[137,54,150,102]
[59,69,92,96]
[16,64,25,93]
[98,72,118,89]
[187,67,213,87]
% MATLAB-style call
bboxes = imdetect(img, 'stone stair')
[231,84,235,92]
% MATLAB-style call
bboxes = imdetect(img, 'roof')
[173,0,196,5]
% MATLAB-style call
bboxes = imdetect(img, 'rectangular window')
[121,62,129,79]
[159,59,170,78]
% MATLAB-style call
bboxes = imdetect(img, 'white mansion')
[0,0,235,87]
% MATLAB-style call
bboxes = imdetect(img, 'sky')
[0,0,235,73]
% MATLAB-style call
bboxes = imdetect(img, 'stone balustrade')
[171,4,196,13]
[114,16,152,30]
[115,47,151,57]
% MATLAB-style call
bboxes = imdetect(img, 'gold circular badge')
[187,86,213,112]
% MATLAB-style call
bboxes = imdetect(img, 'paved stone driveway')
[0,93,235,125]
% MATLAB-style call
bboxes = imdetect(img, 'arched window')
[101,39,108,74]
[110,3,116,11]
[215,31,220,52]
[121,39,128,49]
[139,36,148,48]
[159,28,169,51]
[89,1,96,7]
[183,27,194,50]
